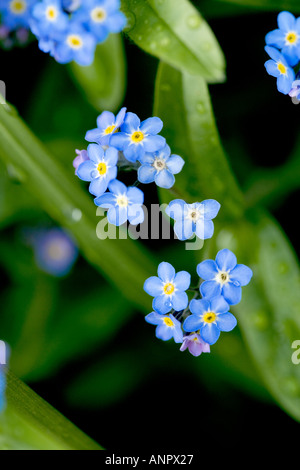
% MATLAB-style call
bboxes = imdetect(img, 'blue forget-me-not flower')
[145,312,183,343]
[265,11,300,67]
[85,107,127,146]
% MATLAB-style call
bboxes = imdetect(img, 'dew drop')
[196,101,205,113]
[186,14,202,29]
[149,41,157,50]
[160,37,170,47]
[123,11,136,33]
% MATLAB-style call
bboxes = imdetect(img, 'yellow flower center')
[163,317,174,327]
[286,31,298,44]
[67,34,83,49]
[105,125,116,135]
[10,0,26,14]
[163,282,175,295]
[97,162,107,176]
[131,131,144,143]
[277,62,287,75]
[91,7,106,23]
[203,312,217,324]
[116,195,129,207]
[46,6,58,20]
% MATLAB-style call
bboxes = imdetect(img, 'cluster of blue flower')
[74,108,186,227]
[264,11,300,100]
[144,250,253,357]
[0,0,126,64]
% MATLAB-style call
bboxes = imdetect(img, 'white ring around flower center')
[116,194,129,207]
[46,6,58,21]
[215,270,230,285]
[153,158,166,171]
[91,6,107,23]
[186,207,202,222]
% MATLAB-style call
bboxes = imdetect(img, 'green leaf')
[214,212,300,421]
[69,34,127,112]
[0,102,156,310]
[210,0,300,12]
[0,370,102,450]
[121,0,226,83]
[154,62,244,220]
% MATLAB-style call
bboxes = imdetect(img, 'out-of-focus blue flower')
[85,107,127,146]
[289,72,300,101]
[183,296,237,345]
[265,11,300,67]
[0,366,6,412]
[0,0,37,30]
[165,199,220,241]
[110,112,166,163]
[30,0,69,38]
[144,262,191,315]
[53,21,97,66]
[72,0,126,43]
[265,45,295,94]
[145,312,183,343]
[63,0,81,12]
[73,149,89,175]
[197,248,253,305]
[94,179,144,226]
[28,228,78,277]
[180,333,210,357]
[77,144,118,196]
[138,144,185,189]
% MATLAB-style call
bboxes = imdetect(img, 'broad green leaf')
[121,0,226,83]
[0,370,102,450]
[69,34,127,112]
[211,0,300,12]
[154,62,244,220]
[0,101,156,310]
[213,212,300,421]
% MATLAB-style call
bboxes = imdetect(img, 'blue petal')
[156,324,174,341]
[155,169,175,189]
[87,143,104,163]
[166,154,185,174]
[157,262,175,282]
[173,271,191,291]
[216,312,237,332]
[138,153,155,165]
[144,276,163,296]
[230,264,253,286]
[140,117,163,135]
[209,295,229,314]
[97,110,115,130]
[124,144,144,163]
[278,11,296,32]
[76,160,96,181]
[200,323,220,345]
[171,291,189,311]
[138,164,156,184]
[128,204,145,225]
[108,179,127,195]
[265,29,285,48]
[110,133,130,150]
[197,260,218,280]
[172,323,184,343]
[106,11,127,33]
[281,45,299,67]
[201,199,221,220]
[121,112,140,134]
[153,294,172,314]
[165,199,186,220]
[143,135,166,152]
[85,128,104,144]
[265,45,283,62]
[115,107,127,128]
[265,59,281,78]
[215,249,237,272]
[105,146,119,166]
[222,282,242,305]
[127,187,144,205]
[145,311,163,325]
[183,314,203,333]
[189,298,210,316]
[277,73,294,95]
[174,219,194,241]
[94,192,116,208]
[107,206,128,226]
[200,280,222,299]
[195,219,214,240]
[89,177,109,197]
